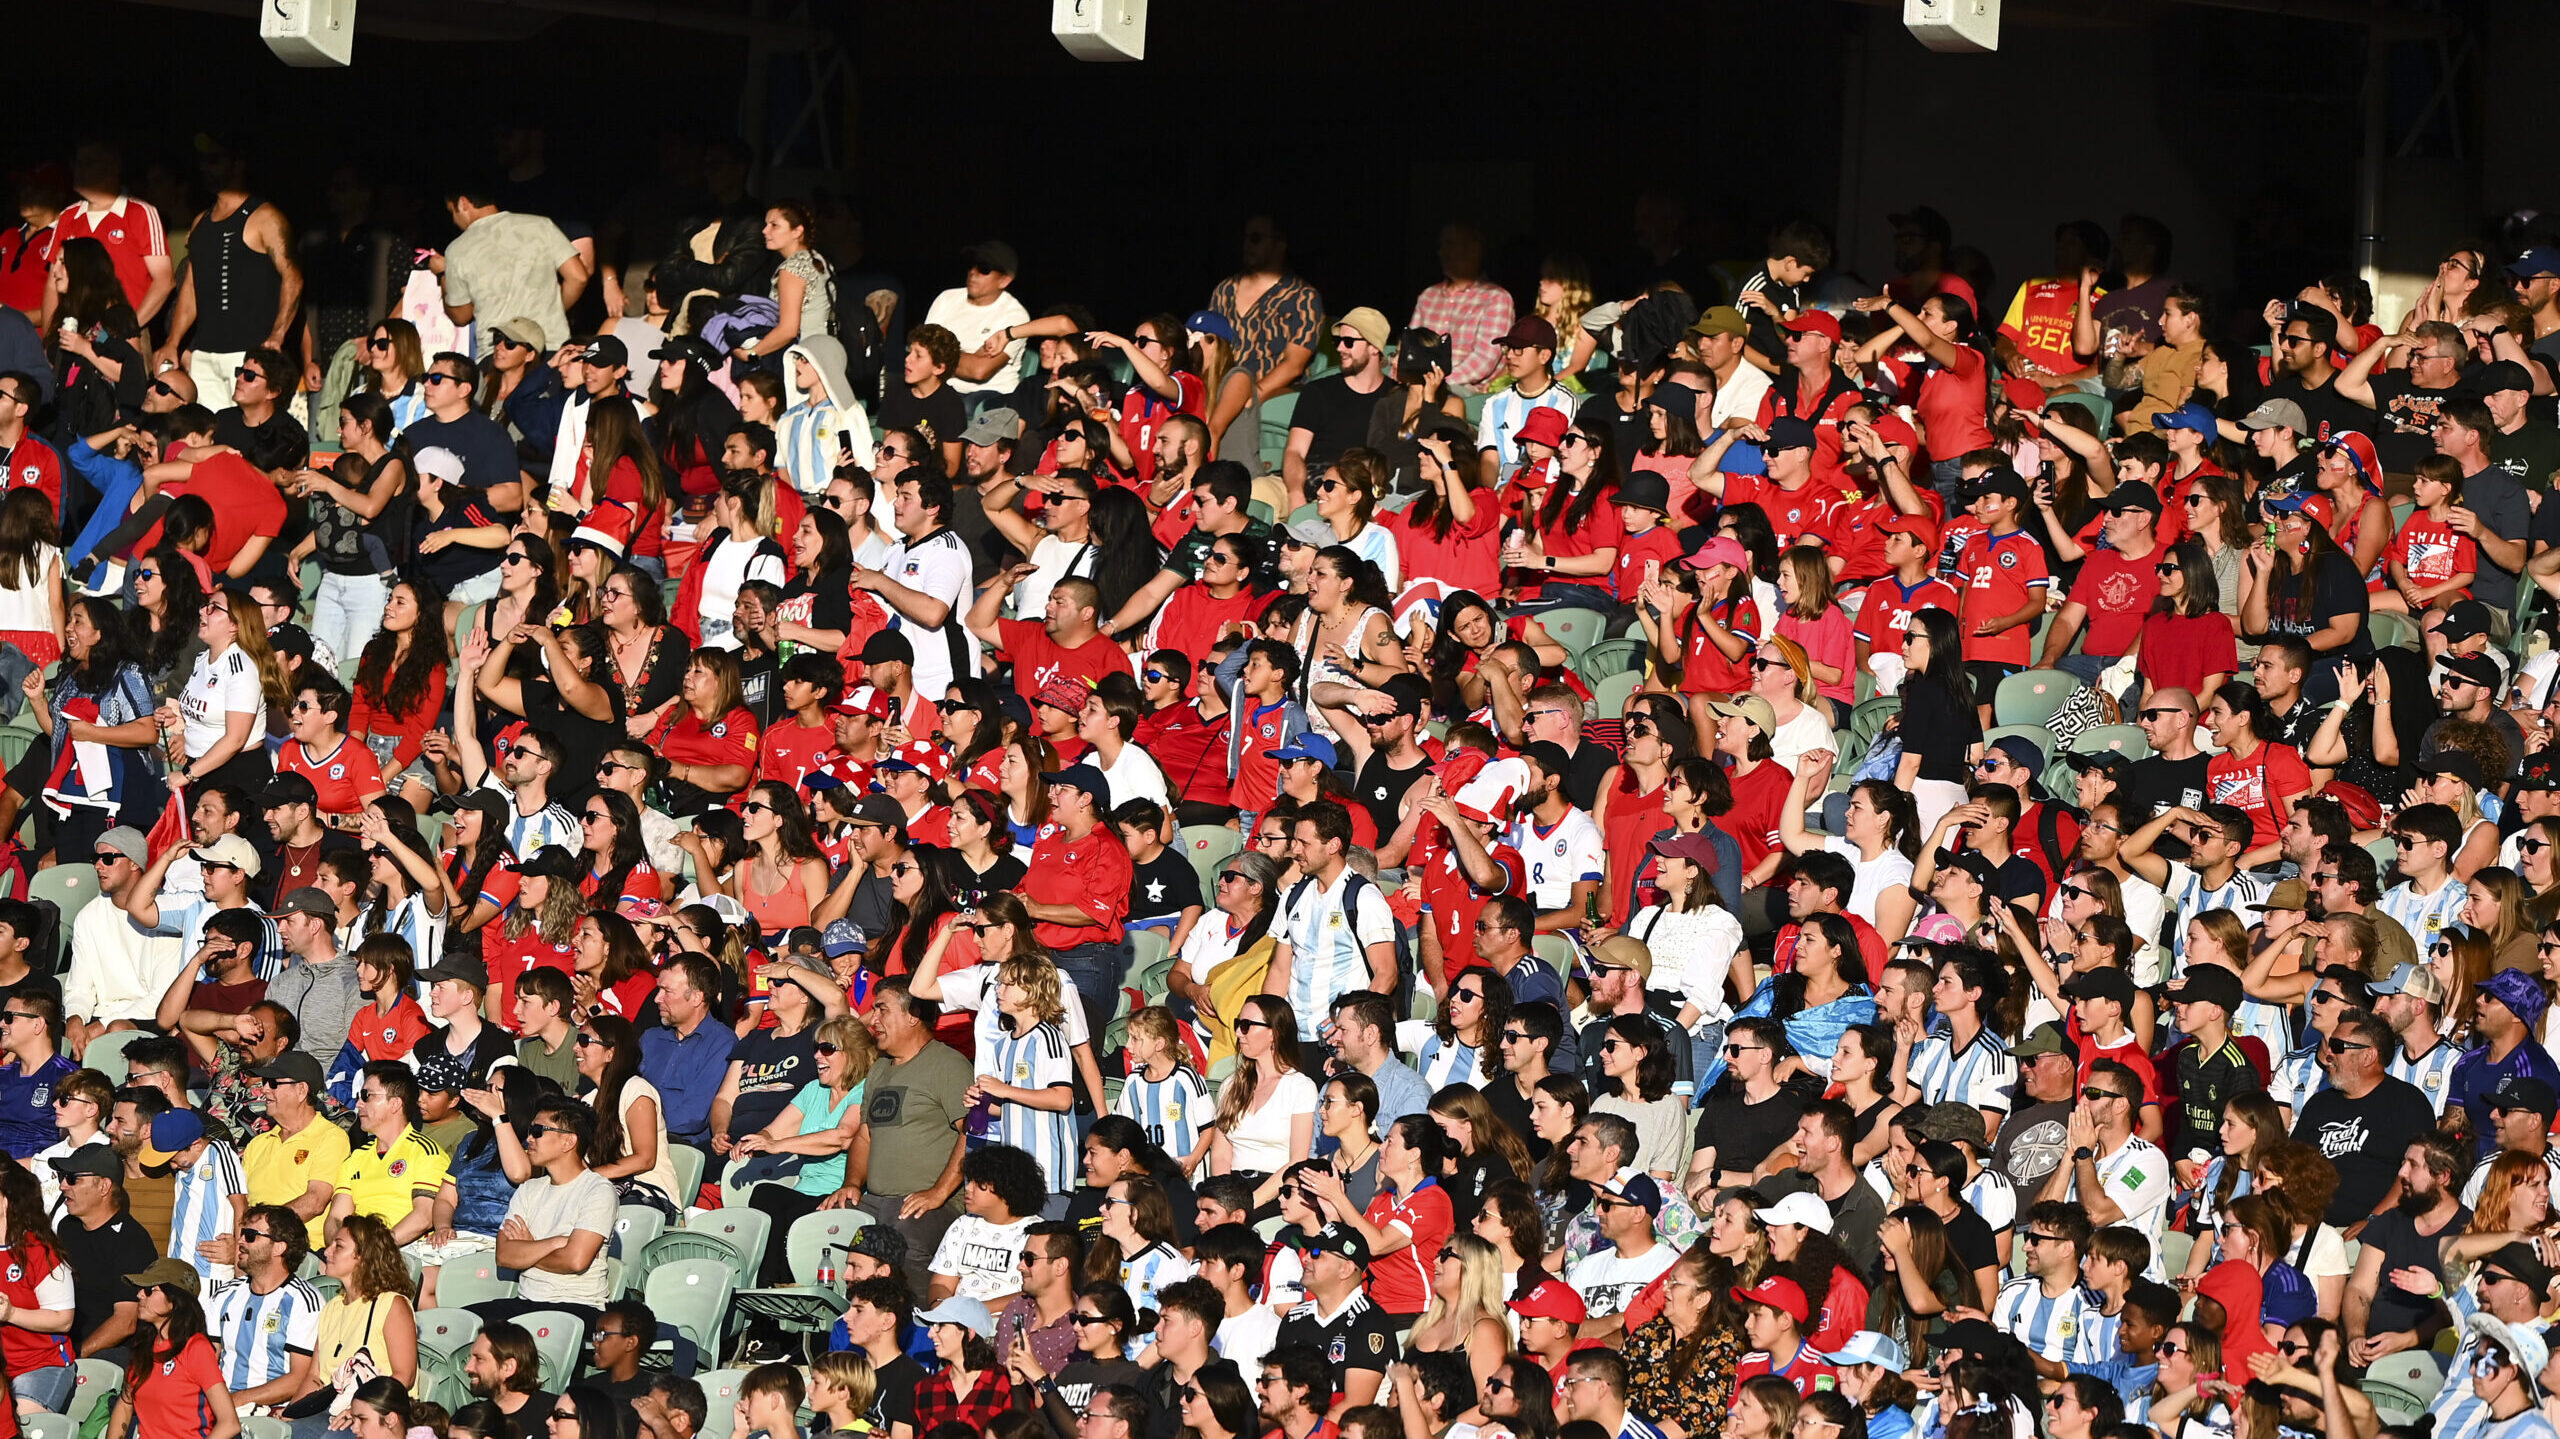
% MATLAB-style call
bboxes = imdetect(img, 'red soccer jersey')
[482,900,576,1034]
[1716,758,1792,872]
[1852,574,1962,651]
[0,221,60,317]
[1957,528,2050,666]
[1363,1179,1454,1316]
[995,618,1129,704]
[2067,546,2165,657]
[1999,278,2102,377]
[1148,584,1269,665]
[277,737,386,816]
[1719,472,1839,551]
[1023,823,1133,949]
[1118,373,1206,484]
[1734,1344,1843,1400]
[0,1237,70,1375]
[662,706,759,777]
[132,1335,224,1439]
[1612,523,1688,604]
[136,452,286,570]
[581,861,663,917]
[1385,503,1503,599]
[1680,597,1759,696]
[1136,701,1228,807]
[759,714,838,792]
[2389,509,2477,599]
[0,435,63,511]
[351,995,434,1062]
[57,197,166,314]
[2207,742,2310,851]
[1416,834,1525,971]
[1230,700,1291,815]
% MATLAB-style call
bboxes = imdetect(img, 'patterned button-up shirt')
[1409,280,1517,388]
[1210,272,1324,380]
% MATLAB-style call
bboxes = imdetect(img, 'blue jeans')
[14,1365,71,1414]
[1053,938,1133,1048]
[2052,652,2119,684]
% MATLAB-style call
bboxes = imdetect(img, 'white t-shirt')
[1709,365,1773,429]
[693,535,786,651]
[0,542,58,633]
[930,1212,1035,1302]
[1507,810,1605,909]
[1012,532,1097,623]
[181,644,266,761]
[937,963,1093,1047]
[1095,744,1170,809]
[505,1167,620,1306]
[1769,703,1836,775]
[1825,837,1915,918]
[1625,905,1743,1025]
[879,527,978,699]
[923,287,1032,395]
[1216,1303,1281,1376]
[1221,1068,1319,1173]
[1564,1242,1679,1319]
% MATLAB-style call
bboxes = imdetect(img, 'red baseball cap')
[831,684,895,721]
[1508,1279,1588,1326]
[1869,414,1921,453]
[1515,407,1571,452]
[1783,310,1843,344]
[1876,511,1939,552]
[1733,1275,1811,1324]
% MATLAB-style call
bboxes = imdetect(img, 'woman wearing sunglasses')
[2136,540,2239,710]
[730,1013,874,1281]
[1171,1359,1258,1439]
[2144,1321,2227,1437]
[574,1012,680,1220]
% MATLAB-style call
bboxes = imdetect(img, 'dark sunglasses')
[524,1123,559,1138]
[814,1042,843,1056]
[1233,1018,1270,1033]
[235,367,267,384]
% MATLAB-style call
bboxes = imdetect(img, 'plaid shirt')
[205,1039,352,1140]
[912,1367,1013,1434]
[1408,279,1517,388]
[993,1296,1078,1379]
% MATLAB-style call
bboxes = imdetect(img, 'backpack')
[1280,869,1415,1005]
[833,279,889,406]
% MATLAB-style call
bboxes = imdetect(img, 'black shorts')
[1966,660,2021,698]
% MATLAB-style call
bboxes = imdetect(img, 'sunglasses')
[2323,1037,2373,1054]
[814,1042,842,1056]
[2079,1086,2124,1102]
[1233,1018,1269,1033]
[573,1033,605,1048]
[2157,1341,2184,1358]
[2155,562,2180,577]
[524,1123,558,1138]
[148,380,178,399]
[740,801,774,816]
[235,368,268,384]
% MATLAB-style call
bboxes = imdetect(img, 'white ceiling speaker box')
[1905,0,1998,53]
[1054,0,1146,61]
[261,0,357,66]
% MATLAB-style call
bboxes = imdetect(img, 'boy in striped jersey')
[968,959,1080,1201]
[1992,1200,2107,1371]
[205,1202,322,1408]
[146,1108,244,1286]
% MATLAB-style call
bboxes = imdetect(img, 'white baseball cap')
[1752,1190,1835,1234]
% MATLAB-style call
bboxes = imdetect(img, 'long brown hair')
[1210,996,1304,1135]
[1427,1084,1532,1187]
[0,487,57,590]
[585,395,670,521]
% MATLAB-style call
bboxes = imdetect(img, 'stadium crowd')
[3,130,2560,1439]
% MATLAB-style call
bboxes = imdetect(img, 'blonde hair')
[815,1014,875,1095]
[225,591,293,712]
[995,956,1069,1028]
[809,1350,877,1417]
[1126,1007,1191,1071]
[1412,1232,1507,1346]
[1538,257,1594,347]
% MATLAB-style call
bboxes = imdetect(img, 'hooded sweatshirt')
[777,336,878,505]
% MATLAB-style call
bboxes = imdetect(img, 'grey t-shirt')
[267,953,364,1061]
[507,1167,620,1306]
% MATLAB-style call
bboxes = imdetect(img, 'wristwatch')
[2074,1146,2097,1162]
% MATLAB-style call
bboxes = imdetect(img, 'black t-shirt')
[521,675,627,807]
[1128,849,1203,926]
[1275,1288,1405,1362]
[1486,1073,1544,1164]
[867,1354,924,1434]
[1290,375,1388,473]
[2366,374,2479,474]
[727,1024,819,1142]
[1941,1205,2001,1278]
[2262,374,2376,452]
[1576,391,1649,470]
[2356,1202,2471,1336]
[1352,749,1431,843]
[1988,853,2048,912]
[404,411,525,502]
[2456,469,2533,612]
[737,647,780,729]
[1690,1079,1809,1172]
[212,407,310,464]
[2128,752,2211,825]
[1558,739,1615,813]
[950,853,1027,912]
[876,380,969,457]
[2261,549,2373,661]
[2292,1077,2439,1227]
[1897,676,1982,783]
[58,1210,156,1349]
[1991,1099,2073,1194]
[781,566,854,641]
[2490,421,2560,491]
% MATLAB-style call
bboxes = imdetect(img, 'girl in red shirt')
[1640,538,1757,740]
[348,579,450,809]
[578,789,665,916]
[348,934,433,1062]
[1384,429,1502,598]
[1507,422,1623,613]
[573,911,661,1020]
[1854,292,1994,482]
[1774,547,1856,721]
[108,1268,233,1439]
[655,650,760,816]
[485,848,585,1031]
[2136,541,2240,706]
[0,1166,73,1400]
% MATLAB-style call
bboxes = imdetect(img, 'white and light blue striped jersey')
[2376,877,2469,953]
[2392,1038,2465,1116]
[1416,1035,1487,1090]
[170,1140,246,1283]
[982,1018,1078,1194]
[1278,870,1398,1020]
[2163,862,2269,960]
[1475,383,1580,470]
[479,778,579,859]
[2426,1284,2495,1439]
[1962,1167,2018,1237]
[353,893,446,990]
[1990,1275,2108,1363]
[207,1276,323,1391]
[2229,997,2293,1061]
[2271,1043,2330,1117]
[1908,1026,2017,1118]
[1119,1239,1199,1324]
[1112,1067,1210,1165]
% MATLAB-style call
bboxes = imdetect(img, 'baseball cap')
[2508,246,2560,280]
[416,954,490,989]
[1270,735,1339,768]
[1825,1332,1908,1370]
[858,630,914,666]
[1763,416,1817,453]
[2417,751,2488,791]
[2063,750,2135,788]
[962,241,1019,276]
[960,409,1022,446]
[50,1146,120,1183]
[268,624,314,662]
[1935,847,2000,887]
[1042,765,1112,807]
[1598,1172,1667,1217]
[833,683,896,721]
[1300,1222,1372,1265]
[1680,536,1751,572]
[1708,694,1779,737]
[2439,599,2496,643]
[1936,1316,2004,1356]
[2490,1075,2560,1122]
[1688,307,1748,338]
[1496,316,1559,352]
[250,1052,327,1089]
[1648,831,1723,868]
[1035,677,1090,715]
[1875,511,1939,552]
[2010,1022,2079,1063]
[261,886,337,921]
[2095,482,2163,515]
[139,1110,206,1167]
[875,740,952,783]
[1753,1190,1835,1234]
[821,920,869,960]
[125,1257,201,1298]
[1733,1275,1811,1324]
[2365,961,2446,1007]
[2167,965,2245,1013]
[1870,413,1922,452]
[191,835,261,878]
[581,335,629,370]
[1983,735,2044,773]
[2478,359,2536,395]
[844,794,906,830]
[1519,741,1574,780]
[491,316,552,353]
[2241,398,2310,433]
[2151,402,2219,435]
[2441,652,2506,690]
[412,447,466,483]
[1587,935,1653,982]
[915,1294,996,1338]
[1339,307,1394,351]
[260,771,319,812]
[506,845,586,880]
[1782,310,1843,344]
[1281,517,1336,550]
[1183,310,1238,346]
[2061,967,2138,1009]
[1971,472,2033,505]
[1508,1278,1588,1325]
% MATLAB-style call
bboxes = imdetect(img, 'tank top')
[740,858,814,933]
[187,196,284,353]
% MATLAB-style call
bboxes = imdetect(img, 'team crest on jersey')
[1261,724,1277,739]
[1013,1061,1030,1082]
[161,1360,174,1376]
[1554,839,1567,856]
[1998,550,2019,568]
[263,1312,281,1332]
[28,1086,46,1108]
[388,1159,407,1177]
[1328,1336,1346,1364]
[330,764,346,779]
[712,721,728,737]
[5,1264,18,1283]
[17,466,34,486]
[294,1150,308,1164]
[1163,1102,1181,1123]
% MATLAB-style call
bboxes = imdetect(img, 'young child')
[1112,800,1205,955]
[1223,640,1307,832]
[1609,473,1688,608]
[333,934,432,1102]
[1955,473,2050,725]
[805,1351,878,1439]
[1114,1007,1212,1174]
[1851,512,1959,688]
[735,1360,808,1439]
[2378,453,2478,620]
